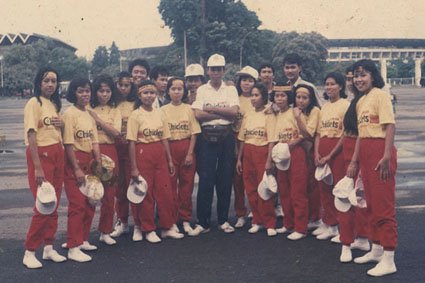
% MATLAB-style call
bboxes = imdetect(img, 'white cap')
[92,154,116,182]
[79,175,104,206]
[185,64,204,77]
[348,175,367,208]
[236,66,259,80]
[127,175,148,204]
[315,164,333,185]
[35,181,57,215]
[272,143,291,171]
[258,172,278,201]
[334,197,351,212]
[207,54,225,67]
[333,176,355,198]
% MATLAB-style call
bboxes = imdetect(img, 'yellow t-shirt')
[88,105,122,144]
[63,105,99,153]
[238,110,277,146]
[274,108,302,143]
[23,96,62,146]
[126,107,171,143]
[357,87,395,138]
[233,95,254,132]
[161,103,201,141]
[117,101,135,135]
[318,99,350,138]
[300,106,320,138]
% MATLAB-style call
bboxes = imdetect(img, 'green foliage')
[91,46,110,75]
[386,59,415,78]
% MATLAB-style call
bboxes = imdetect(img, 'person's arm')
[320,135,345,165]
[346,136,360,178]
[203,105,239,120]
[27,130,44,186]
[88,109,121,138]
[184,134,198,166]
[287,137,303,151]
[265,142,276,174]
[375,124,395,181]
[128,141,139,180]
[314,134,321,166]
[194,109,222,123]
[64,144,85,187]
[236,141,245,175]
[162,139,175,175]
[91,142,102,174]
[293,107,314,141]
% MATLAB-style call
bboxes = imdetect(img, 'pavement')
[0,87,425,282]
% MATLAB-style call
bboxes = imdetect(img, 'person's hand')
[236,159,243,175]
[50,116,63,128]
[34,167,45,186]
[346,161,358,178]
[168,161,175,176]
[184,153,193,166]
[74,167,85,187]
[375,155,391,181]
[314,153,321,167]
[293,107,302,118]
[130,168,140,181]
[319,155,331,166]
[265,159,274,175]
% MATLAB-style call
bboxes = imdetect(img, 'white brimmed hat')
[348,175,367,208]
[185,64,204,77]
[334,197,351,212]
[258,172,278,201]
[236,66,259,80]
[35,181,57,215]
[272,143,291,171]
[207,54,225,67]
[79,175,104,205]
[333,176,355,198]
[315,164,333,185]
[91,154,115,182]
[127,175,148,204]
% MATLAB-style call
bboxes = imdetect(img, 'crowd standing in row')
[22,53,397,277]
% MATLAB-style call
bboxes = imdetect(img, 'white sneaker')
[146,231,162,243]
[81,241,97,251]
[276,227,290,234]
[68,247,92,263]
[171,224,180,233]
[182,222,193,234]
[234,217,246,228]
[307,219,323,230]
[161,228,184,239]
[287,231,306,241]
[247,212,253,219]
[340,245,352,263]
[188,225,210,237]
[218,222,235,233]
[316,226,339,240]
[312,224,328,236]
[42,246,67,262]
[330,234,341,243]
[100,233,117,245]
[110,220,129,238]
[267,228,277,237]
[248,224,261,234]
[275,205,284,217]
[354,244,384,264]
[23,250,42,269]
[132,226,143,242]
[367,251,397,277]
[351,238,370,251]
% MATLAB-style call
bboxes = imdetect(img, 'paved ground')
[0,87,425,282]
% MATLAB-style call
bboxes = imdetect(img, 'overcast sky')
[1,0,424,58]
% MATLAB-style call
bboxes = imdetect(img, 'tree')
[91,46,110,76]
[109,41,120,66]
[48,47,89,81]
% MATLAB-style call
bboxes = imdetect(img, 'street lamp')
[0,55,4,90]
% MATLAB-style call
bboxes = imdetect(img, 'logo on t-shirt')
[278,128,299,142]
[140,128,163,138]
[168,121,190,132]
[244,127,266,139]
[75,130,94,139]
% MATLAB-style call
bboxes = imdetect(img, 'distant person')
[185,64,205,105]
[128,58,150,88]
[345,66,355,101]
[150,66,170,108]
[258,63,275,98]
[23,67,66,269]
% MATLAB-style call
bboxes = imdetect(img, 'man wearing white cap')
[191,53,239,235]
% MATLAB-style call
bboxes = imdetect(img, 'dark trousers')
[196,133,235,228]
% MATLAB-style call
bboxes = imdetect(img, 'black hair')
[185,75,206,84]
[150,66,169,81]
[33,67,62,112]
[323,72,347,100]
[294,84,319,115]
[257,63,275,75]
[165,77,189,103]
[90,74,118,108]
[352,59,385,90]
[236,74,256,96]
[128,58,150,76]
[283,53,302,66]
[134,80,157,109]
[251,82,269,106]
[269,81,294,105]
[343,93,364,136]
[66,77,91,104]
[117,71,137,102]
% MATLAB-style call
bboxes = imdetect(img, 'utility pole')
[200,0,206,66]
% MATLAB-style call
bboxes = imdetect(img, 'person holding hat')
[185,64,205,105]
[236,83,277,236]
[313,72,350,241]
[88,75,122,245]
[62,77,102,262]
[191,53,239,235]
[348,59,398,277]
[23,67,67,269]
[271,83,309,240]
[232,65,258,228]
[127,80,184,243]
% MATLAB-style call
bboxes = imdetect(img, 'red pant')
[242,144,276,228]
[169,139,196,222]
[233,167,247,218]
[359,138,397,251]
[98,144,118,234]
[277,145,308,233]
[317,137,345,226]
[306,150,321,222]
[339,137,369,245]
[132,142,175,231]
[64,151,95,248]
[25,143,64,251]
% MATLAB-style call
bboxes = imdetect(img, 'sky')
[1,0,425,59]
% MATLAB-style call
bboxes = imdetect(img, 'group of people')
[23,52,397,277]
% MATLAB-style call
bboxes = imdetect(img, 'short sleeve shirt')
[117,101,135,135]
[233,95,254,132]
[274,108,302,143]
[300,106,320,138]
[238,110,277,146]
[161,103,201,141]
[318,99,350,138]
[88,105,122,144]
[126,107,171,143]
